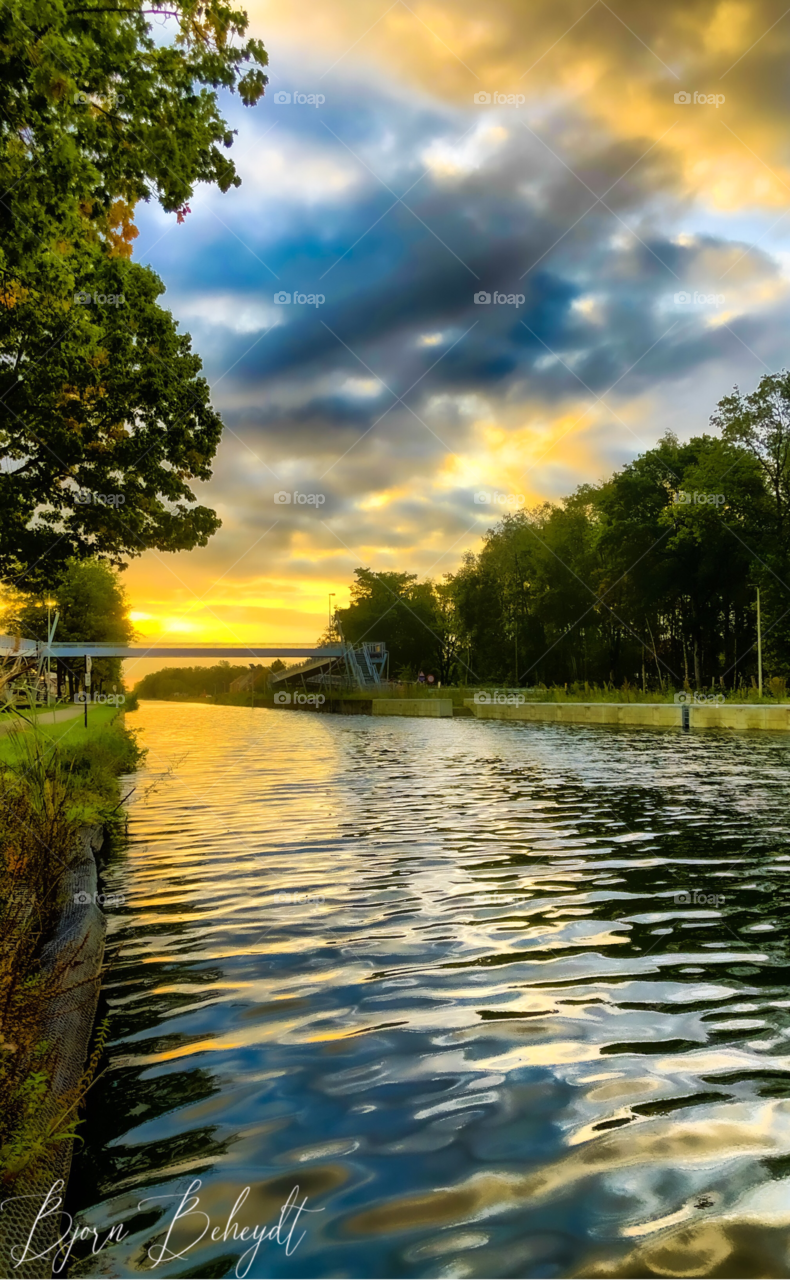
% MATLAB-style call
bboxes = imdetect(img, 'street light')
[44,598,57,706]
[328,592,335,629]
[757,587,763,695]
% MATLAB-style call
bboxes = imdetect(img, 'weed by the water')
[0,705,144,1182]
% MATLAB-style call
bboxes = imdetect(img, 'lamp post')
[328,592,335,629]
[44,598,57,706]
[757,587,763,696]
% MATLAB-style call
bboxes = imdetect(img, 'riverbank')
[467,699,790,730]
[0,706,143,1276]
[271,695,790,731]
[137,689,790,731]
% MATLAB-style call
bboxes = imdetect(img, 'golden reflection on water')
[68,703,790,1278]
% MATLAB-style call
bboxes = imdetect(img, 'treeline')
[333,373,790,690]
[134,661,282,701]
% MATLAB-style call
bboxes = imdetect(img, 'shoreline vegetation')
[133,679,789,708]
[0,699,143,1189]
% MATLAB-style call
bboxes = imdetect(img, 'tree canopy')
[0,0,268,586]
[329,374,790,691]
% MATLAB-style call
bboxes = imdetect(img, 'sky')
[123,0,790,674]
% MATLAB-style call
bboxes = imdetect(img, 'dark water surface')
[68,702,790,1278]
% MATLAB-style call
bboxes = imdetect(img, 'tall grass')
[0,702,144,1182]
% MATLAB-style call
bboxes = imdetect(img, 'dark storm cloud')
[136,63,786,483]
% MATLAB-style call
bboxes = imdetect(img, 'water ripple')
[68,704,790,1278]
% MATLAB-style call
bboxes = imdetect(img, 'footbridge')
[0,639,344,659]
[0,636,388,692]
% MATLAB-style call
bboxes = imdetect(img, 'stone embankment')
[277,696,790,729]
[0,825,106,1280]
[465,700,790,730]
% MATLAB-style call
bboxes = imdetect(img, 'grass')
[0,704,117,761]
[0,702,144,1182]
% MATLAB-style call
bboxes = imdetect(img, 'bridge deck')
[0,640,344,659]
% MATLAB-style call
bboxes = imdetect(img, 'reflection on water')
[68,702,790,1278]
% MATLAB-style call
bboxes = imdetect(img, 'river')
[67,701,790,1279]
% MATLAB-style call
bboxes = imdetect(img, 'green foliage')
[333,568,462,682]
[0,702,142,1182]
[0,0,268,236]
[134,661,273,700]
[0,0,268,583]
[0,251,225,584]
[4,557,136,693]
[330,383,790,690]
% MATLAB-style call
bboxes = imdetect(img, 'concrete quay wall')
[466,700,790,731]
[372,698,454,717]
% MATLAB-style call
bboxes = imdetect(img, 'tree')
[9,557,134,696]
[712,373,790,666]
[0,1,268,584]
[1,254,223,585]
[334,569,445,678]
[447,429,773,689]
[0,1,268,252]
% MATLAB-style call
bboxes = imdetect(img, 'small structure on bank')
[269,639,387,696]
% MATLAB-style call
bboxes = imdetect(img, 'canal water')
[68,702,790,1279]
